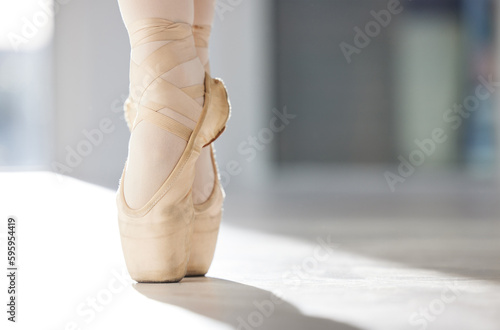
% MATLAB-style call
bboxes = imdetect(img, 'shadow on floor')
[134,277,360,330]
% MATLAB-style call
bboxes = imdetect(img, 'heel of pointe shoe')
[186,227,220,276]
[186,192,223,276]
[186,146,224,276]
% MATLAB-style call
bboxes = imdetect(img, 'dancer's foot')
[116,18,230,283]
[123,19,205,209]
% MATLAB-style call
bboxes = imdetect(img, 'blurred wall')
[54,0,129,188]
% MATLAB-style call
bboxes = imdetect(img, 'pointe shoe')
[117,73,229,282]
[187,24,225,277]
[117,18,230,283]
[122,24,226,278]
[124,103,226,278]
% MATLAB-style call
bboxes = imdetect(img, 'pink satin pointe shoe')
[116,18,230,283]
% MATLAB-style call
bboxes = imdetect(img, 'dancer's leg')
[192,0,217,204]
[193,0,216,73]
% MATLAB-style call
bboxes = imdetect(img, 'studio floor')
[1,171,500,330]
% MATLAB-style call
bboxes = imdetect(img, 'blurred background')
[1,0,500,213]
[3,2,500,328]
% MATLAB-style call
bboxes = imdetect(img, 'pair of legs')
[118,0,217,208]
